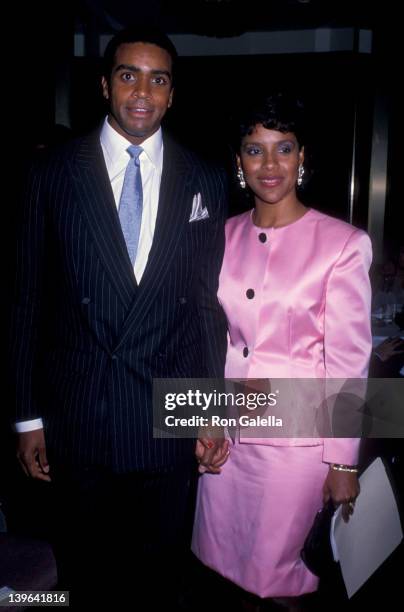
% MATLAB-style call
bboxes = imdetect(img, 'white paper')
[330,512,339,561]
[331,457,403,598]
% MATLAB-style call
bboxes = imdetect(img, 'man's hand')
[323,468,359,522]
[195,437,230,474]
[374,336,404,362]
[16,429,51,482]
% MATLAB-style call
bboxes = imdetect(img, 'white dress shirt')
[15,118,164,433]
[100,117,163,281]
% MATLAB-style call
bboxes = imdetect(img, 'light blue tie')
[118,145,143,265]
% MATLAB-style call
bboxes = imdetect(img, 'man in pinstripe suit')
[10,27,228,608]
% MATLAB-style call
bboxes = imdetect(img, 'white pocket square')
[189,192,209,222]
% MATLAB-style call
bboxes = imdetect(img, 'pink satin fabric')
[192,208,372,597]
[220,208,371,463]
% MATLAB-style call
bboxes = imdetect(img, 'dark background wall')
[15,1,399,234]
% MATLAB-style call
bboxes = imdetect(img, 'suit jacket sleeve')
[9,158,47,423]
[322,229,373,464]
[197,169,228,378]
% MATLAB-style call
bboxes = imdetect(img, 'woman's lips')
[259,177,283,187]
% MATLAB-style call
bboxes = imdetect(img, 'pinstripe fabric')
[10,130,227,472]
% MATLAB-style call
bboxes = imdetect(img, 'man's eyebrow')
[114,64,172,79]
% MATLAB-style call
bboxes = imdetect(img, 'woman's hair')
[234,92,307,151]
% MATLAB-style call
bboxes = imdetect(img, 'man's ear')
[168,88,174,108]
[101,76,109,100]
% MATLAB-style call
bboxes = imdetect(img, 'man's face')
[102,42,174,144]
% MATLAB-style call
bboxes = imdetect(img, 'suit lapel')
[114,136,194,350]
[70,131,137,310]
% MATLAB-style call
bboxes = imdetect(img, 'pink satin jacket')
[218,208,372,464]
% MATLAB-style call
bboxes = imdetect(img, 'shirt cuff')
[14,418,44,433]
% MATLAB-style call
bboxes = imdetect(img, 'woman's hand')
[323,468,360,522]
[195,437,230,474]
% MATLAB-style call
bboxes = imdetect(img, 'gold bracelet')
[330,463,359,473]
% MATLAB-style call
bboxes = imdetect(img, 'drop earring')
[297,164,305,186]
[237,166,246,189]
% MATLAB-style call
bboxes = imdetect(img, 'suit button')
[81,297,91,305]
[111,355,117,361]
[246,289,255,299]
[179,297,187,304]
[258,233,267,243]
[243,347,249,358]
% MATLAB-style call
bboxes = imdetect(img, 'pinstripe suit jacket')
[10,130,227,472]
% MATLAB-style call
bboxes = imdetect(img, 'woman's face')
[238,124,304,207]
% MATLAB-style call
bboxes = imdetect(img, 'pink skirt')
[192,440,329,598]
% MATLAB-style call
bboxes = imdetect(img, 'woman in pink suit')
[192,94,372,611]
